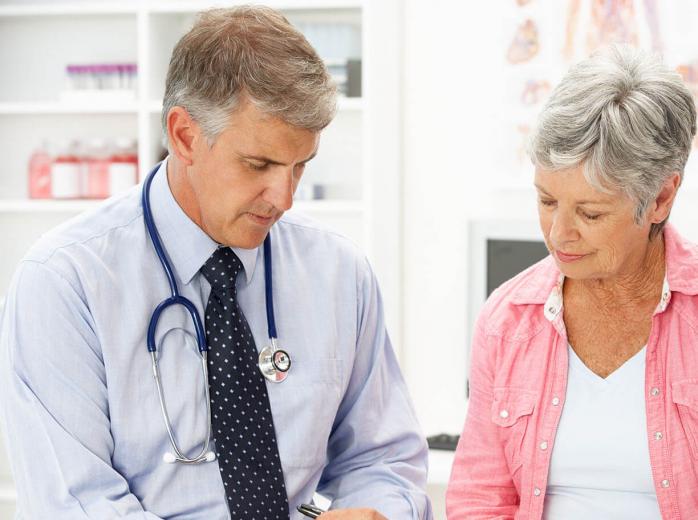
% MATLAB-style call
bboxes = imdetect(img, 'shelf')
[0,102,139,115]
[0,199,102,214]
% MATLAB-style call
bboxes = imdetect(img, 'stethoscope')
[142,163,291,464]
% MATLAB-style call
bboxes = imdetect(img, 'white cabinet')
[0,1,371,289]
[0,0,402,515]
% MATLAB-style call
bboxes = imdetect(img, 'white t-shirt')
[542,345,661,519]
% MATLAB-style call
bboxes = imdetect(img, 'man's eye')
[248,162,268,171]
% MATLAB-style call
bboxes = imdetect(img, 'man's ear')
[648,172,681,225]
[167,106,200,167]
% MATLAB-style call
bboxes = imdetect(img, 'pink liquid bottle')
[108,138,138,197]
[51,139,82,199]
[28,140,52,199]
[84,138,110,199]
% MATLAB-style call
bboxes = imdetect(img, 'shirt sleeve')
[0,261,163,519]
[445,310,519,519]
[315,256,433,520]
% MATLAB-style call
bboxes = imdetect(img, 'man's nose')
[265,168,294,212]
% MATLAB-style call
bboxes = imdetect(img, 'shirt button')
[651,387,660,397]
[552,397,560,406]
[533,487,541,496]
[661,479,670,488]
[540,441,548,450]
[499,409,509,419]
[655,431,663,441]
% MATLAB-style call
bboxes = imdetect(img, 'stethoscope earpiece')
[163,452,176,464]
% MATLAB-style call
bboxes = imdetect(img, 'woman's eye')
[539,199,556,207]
[582,212,601,221]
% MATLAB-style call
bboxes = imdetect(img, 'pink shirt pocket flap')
[491,388,537,427]
[672,380,698,409]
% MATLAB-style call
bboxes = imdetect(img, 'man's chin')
[222,228,270,250]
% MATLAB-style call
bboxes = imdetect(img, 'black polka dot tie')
[200,247,289,519]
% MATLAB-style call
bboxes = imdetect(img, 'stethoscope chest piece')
[258,342,291,383]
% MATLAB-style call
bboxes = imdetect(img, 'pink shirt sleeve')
[446,313,520,519]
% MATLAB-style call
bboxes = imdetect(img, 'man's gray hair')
[529,44,696,237]
[162,5,337,147]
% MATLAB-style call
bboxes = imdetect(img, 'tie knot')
[201,247,243,293]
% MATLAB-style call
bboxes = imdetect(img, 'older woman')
[446,45,697,519]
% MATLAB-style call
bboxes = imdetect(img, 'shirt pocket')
[491,388,537,472]
[672,380,698,459]
[268,357,344,469]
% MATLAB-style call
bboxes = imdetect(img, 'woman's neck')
[568,234,666,310]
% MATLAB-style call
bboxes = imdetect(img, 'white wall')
[401,1,519,436]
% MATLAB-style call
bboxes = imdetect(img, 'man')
[0,7,431,519]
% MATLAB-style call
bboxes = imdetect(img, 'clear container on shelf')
[84,138,111,199]
[50,139,82,199]
[108,138,138,196]
[61,63,137,103]
[122,63,138,91]
[27,140,52,199]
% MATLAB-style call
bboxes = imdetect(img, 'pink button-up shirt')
[446,224,698,519]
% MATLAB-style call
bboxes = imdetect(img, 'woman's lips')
[555,250,588,263]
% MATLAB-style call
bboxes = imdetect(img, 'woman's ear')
[648,173,681,225]
[166,107,200,167]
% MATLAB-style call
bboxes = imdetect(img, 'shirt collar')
[509,255,560,307]
[509,222,698,321]
[148,157,261,286]
[662,223,698,296]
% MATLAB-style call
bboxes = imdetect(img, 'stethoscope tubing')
[142,163,287,464]
[142,163,278,354]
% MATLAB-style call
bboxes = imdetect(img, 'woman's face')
[534,164,655,281]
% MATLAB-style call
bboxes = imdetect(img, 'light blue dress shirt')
[0,160,431,519]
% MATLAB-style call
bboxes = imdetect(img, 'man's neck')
[166,156,203,229]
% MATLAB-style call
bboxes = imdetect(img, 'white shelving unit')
[0,0,403,515]
[0,1,367,292]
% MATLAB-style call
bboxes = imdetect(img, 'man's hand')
[317,509,388,520]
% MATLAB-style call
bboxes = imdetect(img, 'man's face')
[534,164,654,281]
[180,101,320,249]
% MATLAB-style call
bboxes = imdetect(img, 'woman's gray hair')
[529,44,696,237]
[162,5,337,147]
